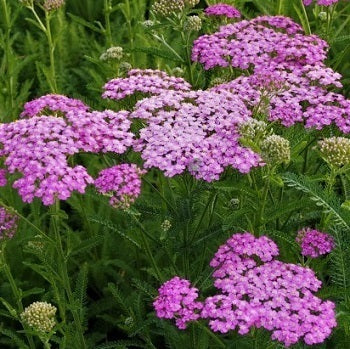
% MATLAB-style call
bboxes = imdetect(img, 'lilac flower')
[296,228,335,258]
[204,3,241,18]
[94,164,145,209]
[153,276,203,329]
[0,206,18,239]
[130,88,262,181]
[20,94,89,118]
[102,69,191,101]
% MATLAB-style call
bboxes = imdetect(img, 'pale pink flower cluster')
[204,3,241,18]
[303,0,338,6]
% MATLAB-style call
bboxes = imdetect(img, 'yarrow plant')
[303,0,339,6]
[296,228,335,258]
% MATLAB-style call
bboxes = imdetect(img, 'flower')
[304,0,338,6]
[94,164,145,209]
[20,301,57,333]
[100,46,124,61]
[152,0,185,16]
[0,207,18,239]
[318,137,350,167]
[43,0,64,11]
[296,228,335,258]
[0,169,7,187]
[153,276,203,329]
[204,3,241,18]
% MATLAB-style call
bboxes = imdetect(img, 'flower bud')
[184,16,202,32]
[261,135,290,165]
[21,302,57,333]
[152,0,185,17]
[318,137,350,167]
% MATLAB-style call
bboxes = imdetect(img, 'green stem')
[256,169,271,232]
[50,201,86,349]
[130,214,163,281]
[1,244,36,349]
[45,11,58,93]
[300,0,312,34]
[104,0,113,47]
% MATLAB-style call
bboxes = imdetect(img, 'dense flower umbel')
[94,164,145,208]
[0,116,94,205]
[130,88,262,181]
[318,137,350,167]
[20,94,89,118]
[153,276,203,329]
[212,63,350,133]
[261,135,290,165]
[296,228,335,258]
[192,16,326,70]
[155,233,337,347]
[204,3,241,18]
[21,302,57,333]
[0,207,18,239]
[303,0,339,6]
[208,233,337,346]
[152,0,185,16]
[43,0,64,11]
[102,69,191,100]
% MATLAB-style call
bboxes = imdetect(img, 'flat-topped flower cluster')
[154,233,337,347]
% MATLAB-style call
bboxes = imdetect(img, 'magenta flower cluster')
[296,228,335,258]
[0,96,134,205]
[0,206,18,239]
[153,276,203,329]
[102,69,191,101]
[154,233,337,347]
[94,164,145,208]
[204,3,241,18]
[303,0,339,6]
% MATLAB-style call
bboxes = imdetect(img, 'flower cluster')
[303,0,338,6]
[0,116,93,205]
[318,137,350,167]
[131,88,262,181]
[154,233,337,347]
[20,94,89,118]
[192,16,325,70]
[102,69,191,101]
[152,0,185,16]
[204,3,241,18]
[100,46,124,62]
[21,301,57,333]
[260,135,290,165]
[0,169,7,187]
[43,0,64,11]
[0,207,18,239]
[153,276,203,329]
[296,228,335,258]
[184,16,202,32]
[94,164,145,209]
[1,94,134,205]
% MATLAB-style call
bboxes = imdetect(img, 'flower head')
[318,137,350,167]
[205,3,241,18]
[152,0,185,16]
[296,228,335,258]
[153,276,203,329]
[21,302,57,333]
[184,16,202,32]
[43,0,64,11]
[260,135,290,165]
[94,164,145,209]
